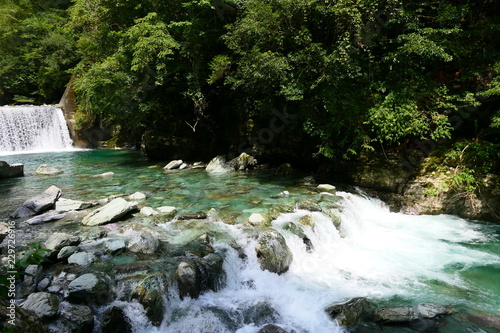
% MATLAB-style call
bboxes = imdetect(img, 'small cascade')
[0,105,73,154]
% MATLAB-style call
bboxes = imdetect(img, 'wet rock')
[127,231,159,254]
[55,198,95,212]
[191,161,206,169]
[178,212,207,220]
[296,199,321,212]
[176,254,225,299]
[140,206,158,216]
[100,306,132,333]
[176,261,199,299]
[179,162,189,169]
[21,292,60,319]
[35,164,63,175]
[25,211,65,225]
[0,222,11,243]
[105,239,126,253]
[57,246,79,260]
[322,207,341,228]
[243,213,272,228]
[82,197,138,226]
[128,191,146,200]
[0,160,24,178]
[131,273,166,326]
[90,171,114,178]
[317,184,336,194]
[283,222,312,252]
[11,185,62,218]
[325,297,372,327]
[242,301,280,326]
[258,324,290,333]
[164,159,183,170]
[45,232,81,253]
[54,302,94,333]
[66,273,112,305]
[373,303,455,323]
[67,252,96,266]
[298,214,316,228]
[275,163,293,176]
[0,298,51,333]
[256,230,293,275]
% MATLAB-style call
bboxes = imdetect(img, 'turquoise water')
[1,150,499,332]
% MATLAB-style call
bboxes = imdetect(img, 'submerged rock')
[325,297,372,327]
[11,185,62,218]
[178,212,207,220]
[105,239,126,253]
[373,303,455,323]
[35,164,63,175]
[90,171,114,178]
[255,230,293,275]
[296,199,322,212]
[258,324,290,333]
[82,197,137,226]
[21,292,60,319]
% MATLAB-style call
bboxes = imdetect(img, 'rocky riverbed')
[1,151,499,333]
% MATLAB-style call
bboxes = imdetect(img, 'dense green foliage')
[1,0,499,166]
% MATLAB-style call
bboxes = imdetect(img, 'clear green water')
[1,150,499,332]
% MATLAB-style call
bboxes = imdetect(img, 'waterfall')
[0,105,73,154]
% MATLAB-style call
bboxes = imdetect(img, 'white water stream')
[120,192,499,333]
[0,105,73,154]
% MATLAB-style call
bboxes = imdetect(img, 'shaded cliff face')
[348,151,500,222]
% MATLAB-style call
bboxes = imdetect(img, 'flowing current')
[0,105,73,154]
[116,192,499,333]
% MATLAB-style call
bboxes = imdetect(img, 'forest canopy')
[1,0,499,165]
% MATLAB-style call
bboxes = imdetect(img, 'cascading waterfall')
[0,105,73,154]
[120,191,499,333]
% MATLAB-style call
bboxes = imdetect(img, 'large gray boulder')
[11,185,62,218]
[373,303,455,323]
[255,230,293,275]
[35,164,63,175]
[0,298,51,333]
[66,273,112,305]
[0,161,24,178]
[206,153,257,173]
[205,155,234,173]
[127,231,159,254]
[21,292,60,319]
[175,254,225,300]
[82,198,137,226]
